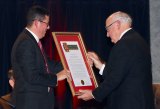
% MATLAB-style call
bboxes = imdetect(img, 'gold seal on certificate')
[52,32,98,96]
[81,80,85,85]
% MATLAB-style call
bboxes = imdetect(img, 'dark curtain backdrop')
[0,0,149,109]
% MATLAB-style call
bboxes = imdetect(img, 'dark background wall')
[0,0,149,108]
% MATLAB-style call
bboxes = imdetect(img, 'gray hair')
[112,11,132,26]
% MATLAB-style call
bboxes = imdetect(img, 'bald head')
[107,11,132,28]
[105,11,132,43]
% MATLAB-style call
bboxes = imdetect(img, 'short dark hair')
[26,5,49,27]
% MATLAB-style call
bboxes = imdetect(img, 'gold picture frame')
[52,32,98,96]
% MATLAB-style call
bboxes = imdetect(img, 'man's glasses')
[105,20,118,31]
[39,20,49,28]
[33,19,49,28]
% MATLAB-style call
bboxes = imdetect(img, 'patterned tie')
[38,41,50,73]
[38,41,51,92]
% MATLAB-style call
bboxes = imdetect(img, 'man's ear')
[117,20,121,30]
[34,19,40,28]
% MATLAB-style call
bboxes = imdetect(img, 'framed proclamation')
[52,32,98,96]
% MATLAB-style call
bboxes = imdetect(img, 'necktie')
[38,41,52,92]
[38,41,50,73]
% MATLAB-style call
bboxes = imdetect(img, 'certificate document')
[61,41,92,86]
[52,32,98,96]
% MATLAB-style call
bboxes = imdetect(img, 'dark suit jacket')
[92,29,154,109]
[11,29,63,109]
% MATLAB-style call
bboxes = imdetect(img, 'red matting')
[52,32,98,96]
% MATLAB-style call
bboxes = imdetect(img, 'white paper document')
[60,41,92,86]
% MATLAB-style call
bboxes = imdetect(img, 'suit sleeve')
[47,59,63,74]
[92,43,132,102]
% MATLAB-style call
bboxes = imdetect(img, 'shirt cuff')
[99,64,105,75]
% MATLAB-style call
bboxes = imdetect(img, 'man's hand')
[56,69,70,81]
[77,90,94,101]
[87,52,103,70]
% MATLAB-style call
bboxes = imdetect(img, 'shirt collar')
[119,28,132,40]
[25,27,39,43]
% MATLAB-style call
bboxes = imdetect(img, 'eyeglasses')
[39,20,49,28]
[33,19,49,28]
[105,20,118,31]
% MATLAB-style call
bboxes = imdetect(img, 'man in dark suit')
[77,11,155,109]
[11,5,69,109]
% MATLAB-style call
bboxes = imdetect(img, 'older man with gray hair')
[77,11,155,109]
